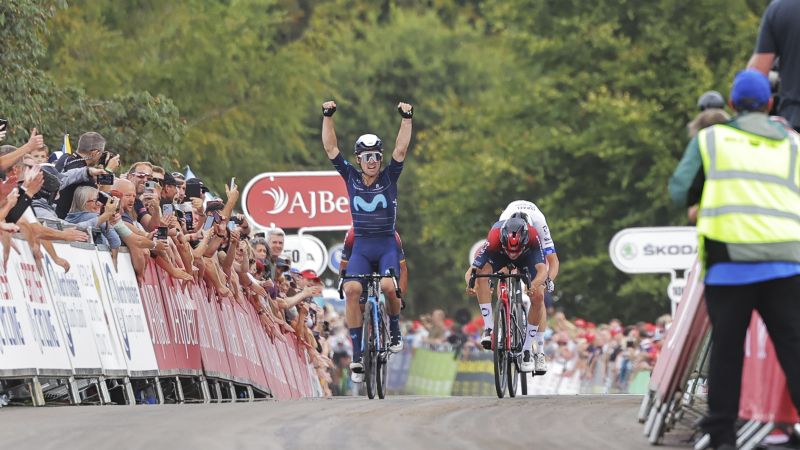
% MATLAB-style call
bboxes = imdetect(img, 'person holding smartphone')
[63,186,122,249]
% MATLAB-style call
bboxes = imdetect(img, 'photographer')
[55,132,119,219]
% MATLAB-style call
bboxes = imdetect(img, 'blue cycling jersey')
[330,153,403,238]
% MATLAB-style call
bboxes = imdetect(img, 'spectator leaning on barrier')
[65,186,122,250]
[748,0,800,132]
[669,69,800,449]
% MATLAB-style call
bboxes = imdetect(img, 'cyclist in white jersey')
[496,200,559,374]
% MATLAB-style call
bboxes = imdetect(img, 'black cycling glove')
[398,105,413,119]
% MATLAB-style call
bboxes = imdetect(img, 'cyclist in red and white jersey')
[498,200,560,374]
[466,214,548,373]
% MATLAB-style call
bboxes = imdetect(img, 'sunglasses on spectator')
[359,152,382,163]
[132,172,152,179]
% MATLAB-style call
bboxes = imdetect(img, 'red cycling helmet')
[500,217,529,257]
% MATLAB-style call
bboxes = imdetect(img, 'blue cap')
[730,70,771,111]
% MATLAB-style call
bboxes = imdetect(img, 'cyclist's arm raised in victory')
[392,102,413,163]
[321,100,340,160]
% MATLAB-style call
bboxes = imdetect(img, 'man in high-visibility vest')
[670,69,800,449]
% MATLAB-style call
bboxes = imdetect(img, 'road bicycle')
[469,265,531,398]
[338,270,401,399]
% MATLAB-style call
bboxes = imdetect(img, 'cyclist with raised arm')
[466,213,548,373]
[498,200,559,374]
[322,100,413,383]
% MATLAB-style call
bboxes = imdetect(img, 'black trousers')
[702,275,800,446]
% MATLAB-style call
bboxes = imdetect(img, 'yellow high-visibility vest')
[697,124,800,265]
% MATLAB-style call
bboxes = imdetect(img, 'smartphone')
[97,191,110,205]
[227,220,236,232]
[184,211,194,230]
[229,177,236,191]
[202,215,215,231]
[156,226,169,240]
[99,151,113,167]
[185,182,202,199]
[96,171,114,185]
[144,180,157,194]
[162,203,174,216]
[0,119,7,131]
[254,232,266,239]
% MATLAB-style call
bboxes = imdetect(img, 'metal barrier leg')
[122,377,136,406]
[174,377,185,403]
[67,376,81,405]
[648,403,668,444]
[639,390,653,423]
[154,377,165,404]
[98,377,112,405]
[198,376,211,404]
[736,420,763,446]
[644,398,661,436]
[212,380,223,402]
[28,377,45,407]
[245,385,254,402]
[741,422,774,450]
[693,433,711,450]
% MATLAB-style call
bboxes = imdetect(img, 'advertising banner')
[0,240,72,376]
[233,303,271,393]
[248,307,291,399]
[42,245,104,375]
[155,267,202,374]
[138,263,179,374]
[242,171,351,230]
[192,282,232,380]
[273,335,302,398]
[96,249,158,376]
[215,294,253,384]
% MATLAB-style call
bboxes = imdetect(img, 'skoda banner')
[609,227,697,274]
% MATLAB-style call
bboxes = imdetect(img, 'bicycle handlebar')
[337,269,401,300]
[468,267,531,290]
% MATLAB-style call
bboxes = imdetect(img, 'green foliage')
[4,0,770,322]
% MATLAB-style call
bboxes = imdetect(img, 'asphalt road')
[0,395,693,450]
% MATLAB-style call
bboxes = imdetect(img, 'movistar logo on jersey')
[353,194,387,212]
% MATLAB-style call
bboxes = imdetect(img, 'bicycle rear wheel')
[363,305,377,399]
[376,303,389,399]
[493,301,508,398]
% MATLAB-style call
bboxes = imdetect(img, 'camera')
[99,151,116,168]
[96,171,114,186]
[97,191,111,205]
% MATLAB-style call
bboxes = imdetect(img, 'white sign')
[96,250,159,375]
[0,240,73,376]
[469,239,487,264]
[667,277,688,304]
[609,227,698,274]
[282,234,329,276]
[43,246,104,374]
[328,243,345,274]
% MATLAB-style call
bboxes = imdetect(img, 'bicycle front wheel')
[493,301,508,398]
[363,306,377,399]
[376,302,389,399]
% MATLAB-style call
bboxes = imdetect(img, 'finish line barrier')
[0,237,319,404]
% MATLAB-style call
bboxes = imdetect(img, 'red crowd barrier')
[137,261,318,398]
[648,260,710,401]
[740,313,799,424]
